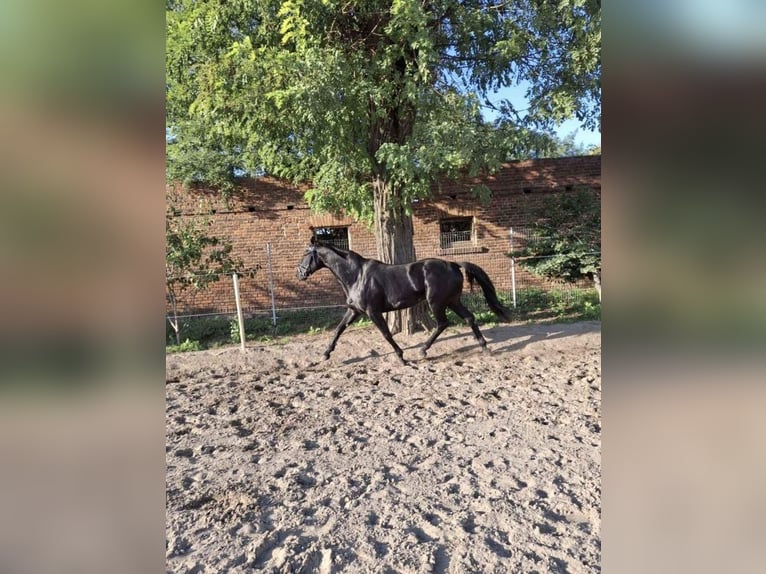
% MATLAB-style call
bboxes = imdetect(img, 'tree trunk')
[372,176,435,336]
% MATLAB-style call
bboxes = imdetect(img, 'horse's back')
[399,258,460,286]
[358,260,424,310]
[355,257,464,311]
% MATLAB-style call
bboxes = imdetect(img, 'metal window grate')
[439,217,473,249]
[313,226,350,250]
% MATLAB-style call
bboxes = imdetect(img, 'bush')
[459,287,599,324]
[166,339,203,353]
[513,287,600,322]
[515,287,549,312]
[165,316,230,345]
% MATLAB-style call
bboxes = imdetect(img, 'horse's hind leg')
[448,300,489,351]
[420,305,449,358]
[324,308,360,360]
[367,311,407,364]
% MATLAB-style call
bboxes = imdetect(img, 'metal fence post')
[509,228,517,308]
[511,257,517,309]
[266,242,277,330]
[232,273,246,351]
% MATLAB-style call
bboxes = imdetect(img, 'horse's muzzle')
[296,267,307,280]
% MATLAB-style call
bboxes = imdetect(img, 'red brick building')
[166,155,601,316]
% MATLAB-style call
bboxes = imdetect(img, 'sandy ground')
[166,320,601,573]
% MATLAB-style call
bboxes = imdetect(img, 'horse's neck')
[322,249,362,287]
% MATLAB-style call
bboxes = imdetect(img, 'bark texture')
[372,176,435,335]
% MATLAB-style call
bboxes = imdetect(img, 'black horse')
[296,238,511,363]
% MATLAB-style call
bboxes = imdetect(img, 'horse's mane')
[317,242,351,259]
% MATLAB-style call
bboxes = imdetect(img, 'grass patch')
[456,287,600,326]
[167,307,365,351]
[166,339,203,353]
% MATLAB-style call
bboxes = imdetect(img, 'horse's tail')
[459,262,512,322]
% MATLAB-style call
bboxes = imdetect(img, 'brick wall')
[166,155,601,315]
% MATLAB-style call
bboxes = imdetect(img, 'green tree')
[544,129,600,158]
[167,0,601,333]
[166,200,243,345]
[518,188,601,299]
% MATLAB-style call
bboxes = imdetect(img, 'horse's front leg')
[324,308,360,360]
[367,311,406,364]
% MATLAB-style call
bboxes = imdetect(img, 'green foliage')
[166,339,203,354]
[166,216,238,291]
[165,315,231,346]
[166,308,355,351]
[510,287,600,322]
[516,287,550,311]
[229,318,242,344]
[166,0,601,213]
[166,195,245,343]
[448,287,599,325]
[165,121,248,194]
[519,189,601,281]
[546,129,601,158]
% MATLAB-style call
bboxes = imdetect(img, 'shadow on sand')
[337,321,601,365]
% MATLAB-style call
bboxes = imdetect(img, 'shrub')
[166,339,203,353]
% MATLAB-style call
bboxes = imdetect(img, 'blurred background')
[0,1,165,573]
[0,0,764,573]
[605,1,766,572]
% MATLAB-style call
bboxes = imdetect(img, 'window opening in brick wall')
[439,217,473,249]
[313,226,350,250]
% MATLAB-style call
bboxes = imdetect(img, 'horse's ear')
[310,235,316,246]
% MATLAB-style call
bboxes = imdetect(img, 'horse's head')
[296,239,324,280]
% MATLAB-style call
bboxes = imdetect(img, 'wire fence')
[166,231,601,347]
[507,226,600,307]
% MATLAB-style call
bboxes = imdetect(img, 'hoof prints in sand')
[166,321,601,573]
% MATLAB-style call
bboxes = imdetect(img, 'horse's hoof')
[419,348,428,358]
[323,352,331,361]
[481,346,491,355]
